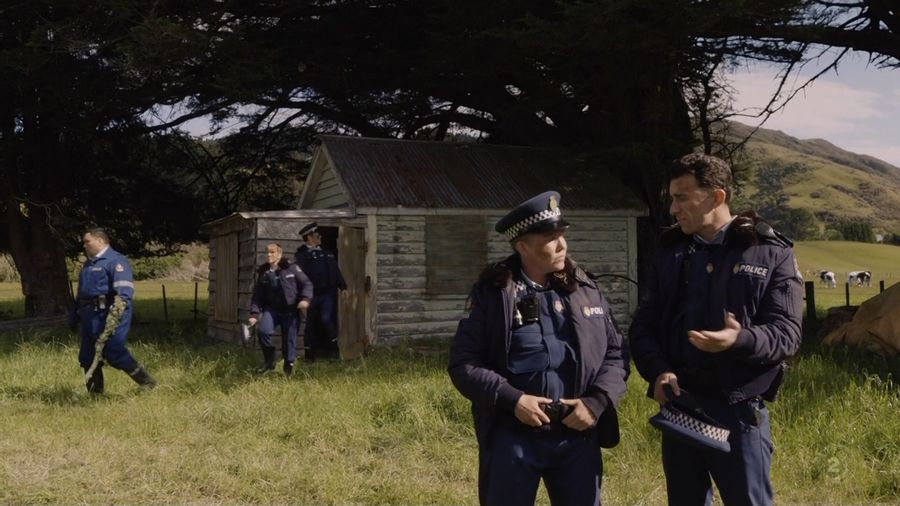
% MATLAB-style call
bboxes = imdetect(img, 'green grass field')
[793,241,900,310]
[1,267,899,504]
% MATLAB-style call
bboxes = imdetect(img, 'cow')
[818,270,836,288]
[848,270,872,287]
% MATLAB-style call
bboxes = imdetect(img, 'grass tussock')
[1,282,899,504]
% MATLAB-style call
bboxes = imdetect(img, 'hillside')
[726,121,900,234]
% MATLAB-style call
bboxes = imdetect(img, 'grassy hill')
[726,121,900,235]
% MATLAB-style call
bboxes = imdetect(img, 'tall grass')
[1,284,898,504]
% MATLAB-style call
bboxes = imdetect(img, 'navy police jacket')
[629,212,803,404]
[294,245,347,295]
[78,247,135,307]
[448,254,629,450]
[250,259,313,315]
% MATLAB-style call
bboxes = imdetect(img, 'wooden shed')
[205,135,647,357]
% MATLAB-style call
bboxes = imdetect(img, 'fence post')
[193,281,199,321]
[162,284,169,321]
[844,282,850,307]
[880,280,885,293]
[804,281,816,324]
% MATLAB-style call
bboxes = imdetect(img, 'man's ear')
[712,188,727,207]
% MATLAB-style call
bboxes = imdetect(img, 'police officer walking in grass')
[74,227,156,393]
[630,153,803,505]
[448,191,629,506]
[295,223,347,361]
[249,243,313,376]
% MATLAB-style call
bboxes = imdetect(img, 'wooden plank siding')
[309,164,349,209]
[374,210,638,343]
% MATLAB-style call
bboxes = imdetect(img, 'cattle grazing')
[818,270,836,288]
[848,271,872,287]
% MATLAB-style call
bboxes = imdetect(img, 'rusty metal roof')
[318,135,645,211]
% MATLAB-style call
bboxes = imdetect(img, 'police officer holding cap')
[630,153,803,505]
[74,227,156,393]
[448,191,629,506]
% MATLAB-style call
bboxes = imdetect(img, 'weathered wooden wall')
[372,209,639,344]
[309,163,348,209]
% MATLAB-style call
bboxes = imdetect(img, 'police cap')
[495,191,570,241]
[299,222,318,239]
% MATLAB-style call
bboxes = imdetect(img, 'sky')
[728,51,900,167]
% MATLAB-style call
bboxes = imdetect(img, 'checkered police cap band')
[505,207,562,240]
[660,405,730,443]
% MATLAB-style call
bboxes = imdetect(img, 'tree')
[0,2,239,315]
[4,0,898,314]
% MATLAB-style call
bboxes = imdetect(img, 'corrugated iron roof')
[318,135,646,210]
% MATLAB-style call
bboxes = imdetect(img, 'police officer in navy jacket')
[295,223,346,360]
[75,228,156,393]
[629,153,803,505]
[449,191,629,506]
[249,243,313,376]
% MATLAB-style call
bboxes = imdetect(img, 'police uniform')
[629,212,803,506]
[295,223,347,360]
[250,258,313,374]
[448,192,630,506]
[76,246,155,393]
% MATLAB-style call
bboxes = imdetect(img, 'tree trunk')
[4,193,72,317]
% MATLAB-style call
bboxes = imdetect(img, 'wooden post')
[804,281,816,324]
[193,281,199,321]
[880,280,885,293]
[844,282,850,307]
[162,284,169,321]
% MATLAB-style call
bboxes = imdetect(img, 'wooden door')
[337,226,367,359]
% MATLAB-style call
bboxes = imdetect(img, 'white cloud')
[729,71,882,138]
[728,68,900,167]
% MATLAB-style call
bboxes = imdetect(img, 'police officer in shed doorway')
[73,228,156,393]
[295,223,347,361]
[448,191,629,506]
[629,153,803,505]
[249,243,313,376]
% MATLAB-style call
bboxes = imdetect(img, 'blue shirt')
[506,271,577,401]
[78,247,135,305]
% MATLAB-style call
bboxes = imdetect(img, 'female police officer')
[249,243,313,376]
[448,191,629,506]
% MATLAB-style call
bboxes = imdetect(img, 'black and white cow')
[848,270,872,287]
[818,270,836,288]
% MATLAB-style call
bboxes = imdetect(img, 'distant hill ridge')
[725,121,900,234]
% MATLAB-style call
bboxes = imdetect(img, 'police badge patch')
[115,264,124,273]
[733,263,769,279]
[553,300,564,313]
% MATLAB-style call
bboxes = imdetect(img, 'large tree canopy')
[1,0,897,315]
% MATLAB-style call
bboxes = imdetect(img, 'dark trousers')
[305,293,337,355]
[481,424,602,506]
[78,306,138,372]
[662,395,773,506]
[257,309,299,364]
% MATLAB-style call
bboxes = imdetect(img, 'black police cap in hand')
[649,384,732,453]
[495,191,570,241]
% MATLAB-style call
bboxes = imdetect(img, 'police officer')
[448,191,629,506]
[249,243,313,376]
[295,223,347,361]
[629,153,803,505]
[74,228,156,393]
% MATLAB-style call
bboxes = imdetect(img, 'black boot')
[256,347,276,374]
[283,361,294,377]
[85,364,104,394]
[128,365,158,389]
